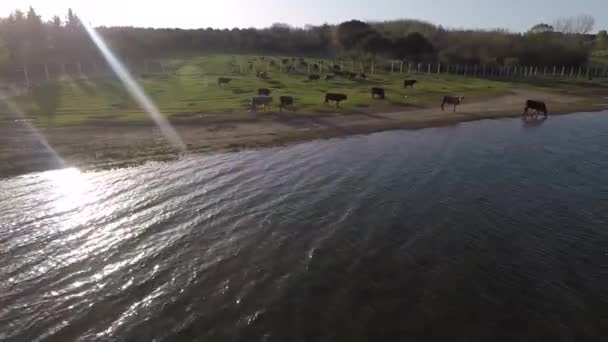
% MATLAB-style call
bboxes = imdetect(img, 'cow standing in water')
[523,100,548,117]
[441,96,464,112]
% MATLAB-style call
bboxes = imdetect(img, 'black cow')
[371,87,385,99]
[279,96,294,111]
[403,79,417,88]
[325,74,335,81]
[441,96,464,112]
[523,100,548,117]
[257,71,268,79]
[308,74,320,82]
[258,88,271,96]
[325,93,347,107]
[218,77,232,87]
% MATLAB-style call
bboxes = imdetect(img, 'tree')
[392,32,435,61]
[553,15,595,34]
[528,23,554,34]
[596,30,608,50]
[337,20,375,50]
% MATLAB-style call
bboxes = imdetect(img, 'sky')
[0,0,606,32]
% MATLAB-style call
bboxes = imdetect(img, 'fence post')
[464,64,467,76]
[586,65,590,79]
[577,67,581,79]
[400,61,403,73]
[44,64,50,82]
[371,61,375,74]
[77,62,83,78]
[474,64,477,77]
[447,64,450,74]
[437,63,441,74]
[408,63,411,74]
[428,64,431,74]
[23,64,30,88]
[391,61,394,73]
[552,66,556,77]
[307,63,310,75]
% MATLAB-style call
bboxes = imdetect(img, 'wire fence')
[2,58,607,95]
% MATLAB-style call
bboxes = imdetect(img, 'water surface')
[1,112,607,341]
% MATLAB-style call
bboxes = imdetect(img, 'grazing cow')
[279,96,294,111]
[441,96,464,112]
[257,71,268,79]
[325,74,335,81]
[523,100,548,117]
[218,77,232,87]
[371,87,386,99]
[258,88,271,96]
[403,79,417,88]
[325,93,347,107]
[359,73,367,79]
[308,74,320,82]
[251,96,273,111]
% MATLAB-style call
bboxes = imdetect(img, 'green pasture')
[1,54,553,126]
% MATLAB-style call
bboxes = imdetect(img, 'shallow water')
[1,112,607,341]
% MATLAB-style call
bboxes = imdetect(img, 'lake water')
[1,112,607,341]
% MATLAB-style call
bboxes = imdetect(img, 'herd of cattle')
[216,70,549,117]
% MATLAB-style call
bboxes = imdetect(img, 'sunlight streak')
[79,20,186,152]
[0,92,67,169]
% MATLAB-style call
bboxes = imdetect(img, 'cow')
[257,71,268,79]
[403,79,417,88]
[258,88,271,96]
[523,100,548,117]
[251,96,272,111]
[325,74,335,81]
[441,96,464,112]
[308,74,320,82]
[359,73,367,79]
[279,96,294,111]
[325,93,347,107]
[218,77,232,87]
[371,87,385,99]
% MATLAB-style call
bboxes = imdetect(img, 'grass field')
[5,54,521,126]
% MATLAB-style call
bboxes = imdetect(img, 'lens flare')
[79,20,186,152]
[0,92,67,169]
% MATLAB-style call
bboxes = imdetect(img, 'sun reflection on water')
[43,167,93,213]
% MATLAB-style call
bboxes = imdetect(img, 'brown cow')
[258,88,271,96]
[218,77,232,87]
[325,93,347,107]
[441,96,464,112]
[251,96,272,111]
[279,96,294,111]
[371,87,385,99]
[403,79,417,88]
[523,100,548,117]
[308,74,320,82]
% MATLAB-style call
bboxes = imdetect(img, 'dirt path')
[1,90,605,178]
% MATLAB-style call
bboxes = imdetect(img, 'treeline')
[0,7,606,72]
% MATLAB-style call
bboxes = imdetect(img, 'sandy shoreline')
[1,89,606,178]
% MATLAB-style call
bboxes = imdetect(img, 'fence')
[2,58,607,91]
